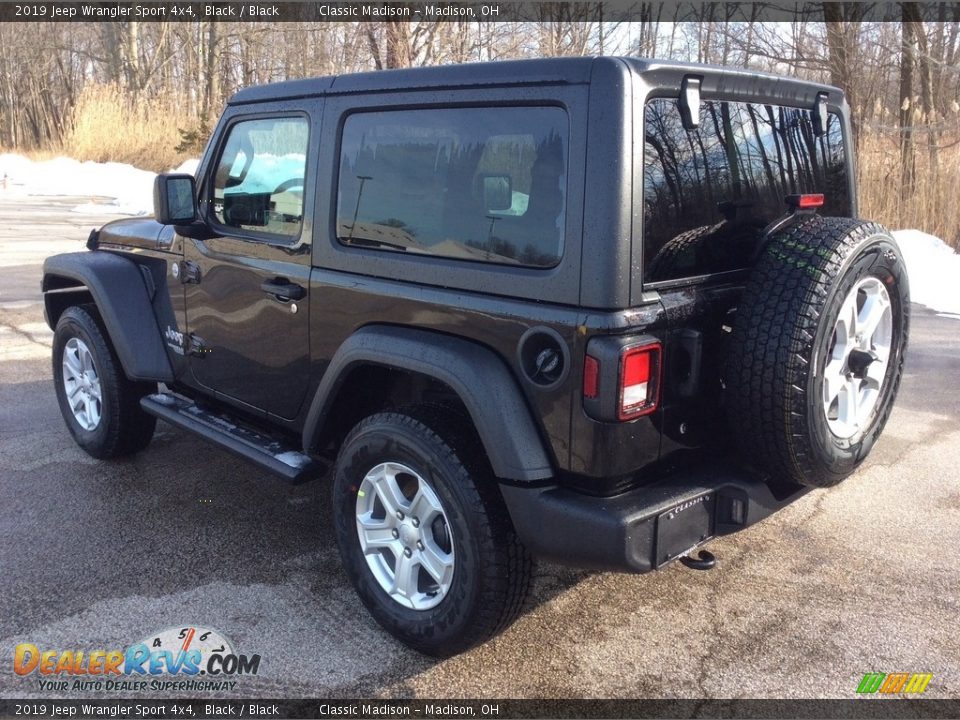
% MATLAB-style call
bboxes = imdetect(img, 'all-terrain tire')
[724,216,909,487]
[52,304,157,458]
[332,409,532,656]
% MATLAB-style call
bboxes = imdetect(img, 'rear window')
[336,107,567,268]
[643,98,850,283]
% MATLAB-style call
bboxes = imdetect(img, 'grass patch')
[858,129,960,250]
[60,84,192,173]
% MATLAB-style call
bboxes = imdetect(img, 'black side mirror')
[154,174,197,225]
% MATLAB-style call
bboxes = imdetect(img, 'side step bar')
[141,393,320,483]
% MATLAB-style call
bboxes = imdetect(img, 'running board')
[140,393,320,483]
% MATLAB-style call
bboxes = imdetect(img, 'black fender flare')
[303,325,553,482]
[43,252,174,382]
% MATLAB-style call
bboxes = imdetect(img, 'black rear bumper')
[499,465,811,573]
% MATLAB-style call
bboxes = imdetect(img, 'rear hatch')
[631,62,855,465]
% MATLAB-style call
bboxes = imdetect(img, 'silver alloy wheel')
[822,277,893,439]
[61,337,103,432]
[355,462,455,610]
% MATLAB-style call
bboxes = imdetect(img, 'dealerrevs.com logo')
[14,626,261,693]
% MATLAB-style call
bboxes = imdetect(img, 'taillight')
[785,193,824,209]
[583,336,662,423]
[583,355,600,399]
[618,343,661,420]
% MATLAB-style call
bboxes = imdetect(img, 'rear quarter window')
[643,98,850,283]
[336,106,568,268]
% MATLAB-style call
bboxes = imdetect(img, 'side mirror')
[481,174,513,212]
[153,174,197,225]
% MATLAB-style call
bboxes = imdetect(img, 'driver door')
[183,107,318,420]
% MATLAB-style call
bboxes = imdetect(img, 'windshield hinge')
[812,91,829,137]
[679,76,702,130]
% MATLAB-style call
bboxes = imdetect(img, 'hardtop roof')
[227,56,841,106]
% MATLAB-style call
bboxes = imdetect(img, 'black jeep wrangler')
[42,57,909,656]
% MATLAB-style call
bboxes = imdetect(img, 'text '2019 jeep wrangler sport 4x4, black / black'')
[43,57,908,656]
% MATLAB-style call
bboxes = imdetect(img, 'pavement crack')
[0,320,52,348]
[692,576,725,698]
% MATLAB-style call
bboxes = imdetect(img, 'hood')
[97,216,165,251]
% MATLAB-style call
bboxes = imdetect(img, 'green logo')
[857,672,933,695]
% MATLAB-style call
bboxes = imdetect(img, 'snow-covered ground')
[891,229,960,318]
[1,153,958,317]
[0,153,197,216]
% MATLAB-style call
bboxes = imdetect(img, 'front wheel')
[332,410,532,656]
[52,305,157,458]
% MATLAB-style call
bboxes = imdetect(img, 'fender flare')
[303,325,553,482]
[43,252,174,382]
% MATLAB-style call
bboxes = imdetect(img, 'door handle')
[261,278,306,301]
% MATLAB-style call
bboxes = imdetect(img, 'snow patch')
[892,229,960,317]
[0,153,198,216]
[173,158,200,176]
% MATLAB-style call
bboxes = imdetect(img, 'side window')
[643,99,849,282]
[336,106,567,268]
[211,117,309,239]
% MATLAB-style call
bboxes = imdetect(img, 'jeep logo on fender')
[164,325,184,354]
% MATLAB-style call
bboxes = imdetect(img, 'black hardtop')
[227,56,598,105]
[227,56,843,106]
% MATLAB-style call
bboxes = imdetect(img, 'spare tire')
[724,216,909,488]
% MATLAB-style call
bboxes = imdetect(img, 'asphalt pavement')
[0,195,958,700]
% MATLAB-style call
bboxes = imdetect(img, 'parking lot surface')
[1,196,958,699]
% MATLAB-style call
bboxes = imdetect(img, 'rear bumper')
[499,465,811,573]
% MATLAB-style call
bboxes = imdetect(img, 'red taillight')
[618,343,661,420]
[583,355,600,399]
[786,193,825,209]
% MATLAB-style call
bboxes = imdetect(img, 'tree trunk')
[908,8,939,179]
[900,7,916,198]
[126,21,140,90]
[822,3,864,149]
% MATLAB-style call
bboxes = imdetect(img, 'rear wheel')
[53,305,157,458]
[724,216,909,487]
[332,410,532,656]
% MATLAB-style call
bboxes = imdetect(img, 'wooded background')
[1,4,959,246]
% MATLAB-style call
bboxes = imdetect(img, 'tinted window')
[643,99,849,282]
[211,117,309,239]
[337,107,567,268]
